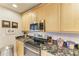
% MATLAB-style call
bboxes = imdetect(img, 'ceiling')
[0,3,40,13]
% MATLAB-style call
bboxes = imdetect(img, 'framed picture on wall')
[2,20,10,28]
[12,22,18,28]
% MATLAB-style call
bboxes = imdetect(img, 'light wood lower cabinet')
[16,40,24,56]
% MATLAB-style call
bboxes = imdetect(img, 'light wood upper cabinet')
[22,13,32,31]
[22,4,60,32]
[38,4,60,32]
[45,4,60,32]
[72,4,79,32]
[60,4,74,32]
[35,4,60,32]
[22,3,79,32]
[61,4,79,32]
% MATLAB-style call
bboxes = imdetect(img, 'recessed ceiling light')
[6,46,9,49]
[12,4,18,8]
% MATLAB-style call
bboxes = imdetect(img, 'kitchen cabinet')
[60,4,74,32]
[22,12,37,32]
[22,13,32,32]
[32,4,60,32]
[16,40,24,56]
[22,4,60,32]
[72,4,79,32]
[61,4,79,32]
[22,3,79,32]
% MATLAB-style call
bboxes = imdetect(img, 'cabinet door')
[45,4,60,32]
[16,40,24,56]
[61,4,79,32]
[32,4,60,32]
[22,13,32,31]
[72,4,79,32]
[60,4,75,32]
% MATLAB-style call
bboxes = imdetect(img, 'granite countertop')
[16,36,30,43]
[16,35,55,56]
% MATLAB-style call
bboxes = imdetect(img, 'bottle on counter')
[57,38,64,50]
[47,36,53,50]
[57,37,64,55]
[47,36,52,44]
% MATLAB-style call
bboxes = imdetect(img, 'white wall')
[0,7,22,48]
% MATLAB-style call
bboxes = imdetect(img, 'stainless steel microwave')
[30,22,45,31]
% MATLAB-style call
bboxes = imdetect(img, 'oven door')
[24,43,40,56]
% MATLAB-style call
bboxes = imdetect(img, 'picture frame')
[12,22,18,28]
[2,20,10,28]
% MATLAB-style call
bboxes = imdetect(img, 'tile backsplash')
[28,31,79,44]
[46,32,79,44]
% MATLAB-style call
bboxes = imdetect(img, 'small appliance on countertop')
[66,41,75,56]
[47,36,53,49]
[74,44,79,56]
[56,38,64,56]
[57,38,64,50]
